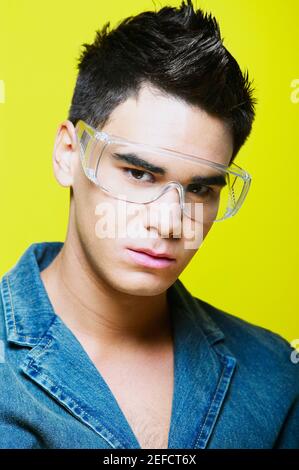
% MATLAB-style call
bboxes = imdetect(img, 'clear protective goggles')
[75,119,251,223]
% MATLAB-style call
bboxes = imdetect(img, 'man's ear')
[52,119,78,187]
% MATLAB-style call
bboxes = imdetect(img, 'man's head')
[52,0,256,297]
[67,0,256,163]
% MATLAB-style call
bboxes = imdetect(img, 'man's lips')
[125,247,176,269]
[127,247,176,260]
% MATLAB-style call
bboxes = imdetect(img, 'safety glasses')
[75,119,251,223]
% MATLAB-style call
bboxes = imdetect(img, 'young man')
[0,0,298,449]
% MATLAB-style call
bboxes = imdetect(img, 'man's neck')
[40,239,173,354]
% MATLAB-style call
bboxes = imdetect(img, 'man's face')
[58,85,233,296]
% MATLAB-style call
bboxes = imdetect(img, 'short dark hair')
[68,0,256,163]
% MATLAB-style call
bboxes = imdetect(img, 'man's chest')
[94,347,174,449]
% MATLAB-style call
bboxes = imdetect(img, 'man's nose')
[145,185,184,238]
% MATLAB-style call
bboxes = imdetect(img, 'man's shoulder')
[195,295,293,353]
[194,296,299,387]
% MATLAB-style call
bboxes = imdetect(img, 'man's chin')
[109,270,174,297]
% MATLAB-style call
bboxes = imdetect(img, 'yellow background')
[0,0,298,342]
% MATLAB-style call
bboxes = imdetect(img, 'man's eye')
[187,184,212,196]
[123,168,155,183]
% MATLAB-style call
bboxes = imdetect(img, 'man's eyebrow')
[112,152,167,175]
[190,174,227,188]
[112,152,227,187]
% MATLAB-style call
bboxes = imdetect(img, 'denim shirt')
[0,241,298,449]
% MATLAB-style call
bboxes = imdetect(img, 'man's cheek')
[93,200,141,241]
[94,201,118,240]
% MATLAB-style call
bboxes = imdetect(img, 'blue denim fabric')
[0,241,298,449]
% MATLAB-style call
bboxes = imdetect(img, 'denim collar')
[1,242,237,449]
